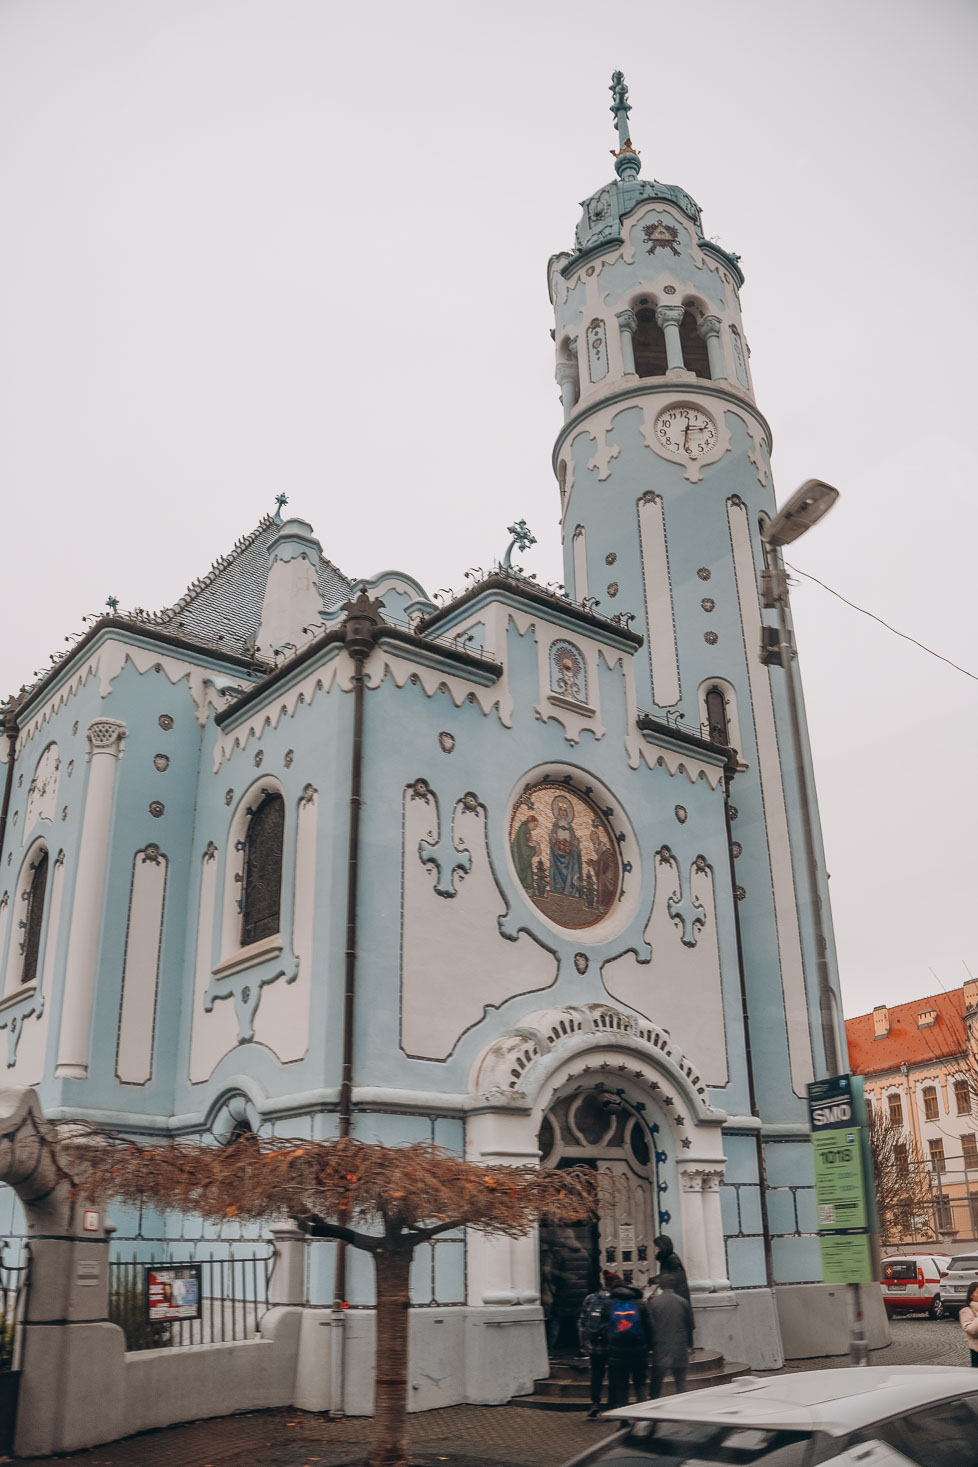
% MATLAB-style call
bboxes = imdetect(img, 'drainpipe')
[722,753,775,1291]
[331,591,384,1414]
[0,717,17,875]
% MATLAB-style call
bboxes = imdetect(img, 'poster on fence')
[146,1264,202,1322]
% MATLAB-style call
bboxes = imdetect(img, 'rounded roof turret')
[553,73,742,288]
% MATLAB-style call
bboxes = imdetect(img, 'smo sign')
[808,1073,858,1131]
[807,1073,877,1286]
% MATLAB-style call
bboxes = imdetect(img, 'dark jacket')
[648,1288,694,1366]
[606,1284,652,1352]
[653,1235,691,1307]
[578,1287,612,1355]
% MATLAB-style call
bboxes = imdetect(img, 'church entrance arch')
[469,1004,729,1322]
[538,1087,659,1350]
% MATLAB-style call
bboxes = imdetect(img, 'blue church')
[0,74,865,1406]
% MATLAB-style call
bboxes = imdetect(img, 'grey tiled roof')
[156,516,353,655]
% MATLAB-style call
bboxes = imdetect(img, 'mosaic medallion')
[509,781,621,930]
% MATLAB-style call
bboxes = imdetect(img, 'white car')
[569,1366,978,1464]
[939,1251,978,1314]
[880,1252,951,1318]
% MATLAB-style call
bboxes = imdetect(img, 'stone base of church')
[775,1281,889,1360]
[292,1304,548,1415]
[690,1289,784,1371]
[290,1287,889,1415]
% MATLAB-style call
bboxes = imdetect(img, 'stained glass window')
[241,794,284,946]
[21,849,49,986]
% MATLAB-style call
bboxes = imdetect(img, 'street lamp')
[760,480,841,1079]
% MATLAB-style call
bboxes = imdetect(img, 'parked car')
[570,1367,978,1465]
[880,1252,951,1318]
[939,1251,978,1315]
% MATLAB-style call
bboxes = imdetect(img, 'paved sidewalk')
[4,1318,970,1467]
[0,1403,616,1467]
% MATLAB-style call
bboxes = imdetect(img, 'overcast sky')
[1,0,975,1021]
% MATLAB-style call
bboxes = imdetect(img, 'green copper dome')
[559,73,742,286]
[573,174,703,257]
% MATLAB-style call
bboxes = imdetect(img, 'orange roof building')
[846,981,978,1242]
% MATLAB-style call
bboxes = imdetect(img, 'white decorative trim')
[471,1002,723,1126]
[86,718,127,758]
[211,934,283,981]
[16,635,243,757]
[0,985,36,1013]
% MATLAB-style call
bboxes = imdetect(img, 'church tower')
[549,74,846,1104]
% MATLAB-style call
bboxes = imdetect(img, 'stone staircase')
[517,1348,751,1411]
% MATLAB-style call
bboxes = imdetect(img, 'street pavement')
[3,1317,973,1467]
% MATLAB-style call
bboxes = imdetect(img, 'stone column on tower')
[616,309,638,375]
[655,305,687,373]
[698,315,724,380]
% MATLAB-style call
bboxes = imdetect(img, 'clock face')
[654,405,719,461]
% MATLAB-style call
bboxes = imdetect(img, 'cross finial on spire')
[609,70,641,178]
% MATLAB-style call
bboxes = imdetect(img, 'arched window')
[632,305,668,378]
[20,849,49,987]
[705,686,730,747]
[678,311,711,379]
[241,793,284,946]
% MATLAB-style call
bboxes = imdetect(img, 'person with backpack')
[653,1233,692,1307]
[578,1270,617,1417]
[647,1272,695,1396]
[606,1277,652,1408]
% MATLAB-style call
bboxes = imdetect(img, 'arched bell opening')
[678,311,711,379]
[632,305,668,378]
[537,1086,662,1354]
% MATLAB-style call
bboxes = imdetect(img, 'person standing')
[647,1272,695,1396]
[653,1233,692,1307]
[578,1271,616,1417]
[606,1278,652,1408]
[960,1280,978,1365]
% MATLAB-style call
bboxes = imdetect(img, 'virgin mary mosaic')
[509,782,621,930]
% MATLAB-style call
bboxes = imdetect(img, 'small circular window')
[509,781,621,930]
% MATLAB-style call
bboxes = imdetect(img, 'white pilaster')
[466,1111,541,1304]
[637,493,680,706]
[55,720,126,1080]
[701,1168,730,1289]
[679,1165,711,1292]
[572,525,589,604]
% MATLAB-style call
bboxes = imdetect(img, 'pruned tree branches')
[60,1126,599,1467]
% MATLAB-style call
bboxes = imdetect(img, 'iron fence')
[108,1249,272,1351]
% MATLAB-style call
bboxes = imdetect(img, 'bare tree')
[65,1129,598,1467]
[868,1110,933,1243]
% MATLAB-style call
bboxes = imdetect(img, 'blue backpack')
[609,1297,643,1342]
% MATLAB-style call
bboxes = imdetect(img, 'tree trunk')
[367,1232,414,1467]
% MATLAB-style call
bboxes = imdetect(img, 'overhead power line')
[785,561,978,684]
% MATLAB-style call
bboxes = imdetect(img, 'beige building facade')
[847,982,978,1243]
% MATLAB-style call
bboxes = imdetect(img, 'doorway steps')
[518,1348,751,1411]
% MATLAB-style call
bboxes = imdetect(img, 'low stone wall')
[16,1307,303,1457]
